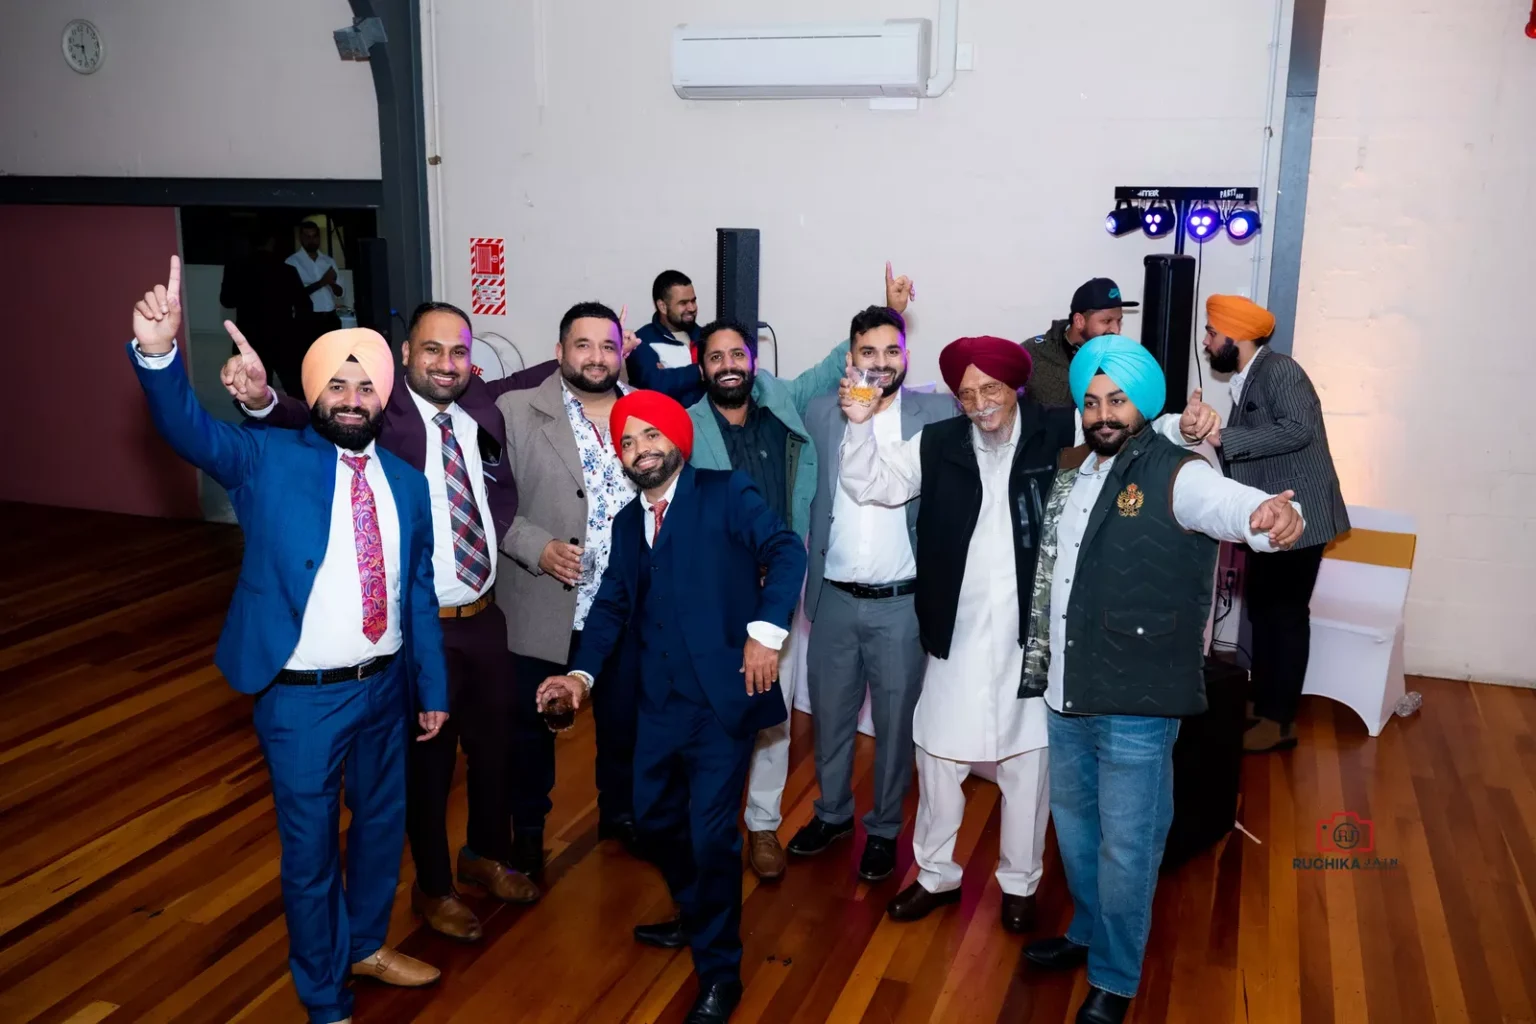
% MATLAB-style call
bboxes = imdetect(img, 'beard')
[311,401,385,452]
[406,365,469,406]
[622,447,685,490]
[1084,415,1144,457]
[666,309,697,331]
[705,366,754,409]
[875,366,908,397]
[562,361,619,395]
[1208,340,1241,374]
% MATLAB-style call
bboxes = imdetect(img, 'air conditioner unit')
[672,20,932,100]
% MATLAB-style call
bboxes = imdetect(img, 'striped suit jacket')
[1219,345,1349,550]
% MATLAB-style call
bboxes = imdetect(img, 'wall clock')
[62,19,104,75]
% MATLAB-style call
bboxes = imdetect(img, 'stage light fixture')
[1105,205,1142,237]
[1185,205,1222,242]
[1226,207,1261,241]
[1142,203,1175,239]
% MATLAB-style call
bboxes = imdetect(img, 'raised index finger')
[885,260,894,285]
[167,255,182,302]
[618,304,627,328]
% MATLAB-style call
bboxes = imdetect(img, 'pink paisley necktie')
[341,454,388,643]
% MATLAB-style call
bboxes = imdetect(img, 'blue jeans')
[1046,709,1180,999]
[253,662,409,1024]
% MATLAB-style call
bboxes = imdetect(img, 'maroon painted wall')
[0,205,199,518]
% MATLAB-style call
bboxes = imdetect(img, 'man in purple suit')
[224,301,558,941]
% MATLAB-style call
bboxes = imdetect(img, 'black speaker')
[1141,254,1196,415]
[354,236,392,341]
[716,228,760,332]
[1162,657,1247,872]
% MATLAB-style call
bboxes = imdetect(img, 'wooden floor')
[3,504,1536,1024]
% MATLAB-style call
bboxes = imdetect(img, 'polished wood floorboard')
[3,503,1535,1024]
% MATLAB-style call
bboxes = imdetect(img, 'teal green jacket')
[687,341,850,541]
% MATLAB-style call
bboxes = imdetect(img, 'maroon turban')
[611,389,694,459]
[938,336,1034,394]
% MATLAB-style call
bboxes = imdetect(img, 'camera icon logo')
[1316,811,1375,855]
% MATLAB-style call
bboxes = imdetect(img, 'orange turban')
[300,328,395,407]
[611,390,694,459]
[1206,295,1276,343]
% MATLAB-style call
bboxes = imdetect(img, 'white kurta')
[839,407,1194,762]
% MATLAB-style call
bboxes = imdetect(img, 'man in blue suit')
[536,390,805,1024]
[128,258,449,1024]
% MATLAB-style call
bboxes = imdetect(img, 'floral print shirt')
[562,381,636,630]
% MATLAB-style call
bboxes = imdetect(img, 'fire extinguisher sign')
[469,237,506,316]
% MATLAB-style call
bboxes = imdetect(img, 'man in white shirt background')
[1018,337,1302,1024]
[127,257,446,1023]
[288,220,344,347]
[785,305,954,884]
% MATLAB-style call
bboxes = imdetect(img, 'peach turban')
[300,328,395,407]
[1206,295,1276,343]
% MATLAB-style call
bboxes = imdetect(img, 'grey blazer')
[803,388,958,621]
[494,372,592,663]
[1219,345,1349,550]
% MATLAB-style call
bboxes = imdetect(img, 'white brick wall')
[1293,0,1536,685]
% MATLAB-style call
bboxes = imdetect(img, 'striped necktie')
[434,412,492,590]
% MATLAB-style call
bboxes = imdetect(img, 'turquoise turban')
[1068,335,1166,418]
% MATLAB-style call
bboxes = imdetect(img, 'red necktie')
[651,498,668,542]
[341,454,388,643]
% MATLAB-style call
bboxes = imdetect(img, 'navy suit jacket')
[259,360,558,544]
[130,344,449,710]
[571,465,806,738]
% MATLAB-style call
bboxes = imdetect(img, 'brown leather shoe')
[457,849,541,904]
[411,884,482,942]
[748,830,787,881]
[1243,717,1298,754]
[886,881,961,922]
[352,946,440,987]
[1001,893,1037,934]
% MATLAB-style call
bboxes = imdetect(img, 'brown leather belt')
[441,591,494,619]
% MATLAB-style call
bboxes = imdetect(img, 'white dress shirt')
[823,391,917,585]
[286,248,340,313]
[132,340,403,670]
[1042,452,1298,712]
[288,441,404,669]
[407,388,497,606]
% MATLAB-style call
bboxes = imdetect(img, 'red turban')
[938,336,1034,394]
[611,390,694,460]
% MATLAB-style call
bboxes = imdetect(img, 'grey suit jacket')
[494,372,593,663]
[1219,345,1349,550]
[803,388,958,621]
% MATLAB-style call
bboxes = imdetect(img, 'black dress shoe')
[1076,986,1131,1024]
[510,830,545,883]
[858,836,897,882]
[886,881,961,922]
[786,817,854,857]
[633,917,687,949]
[599,816,639,850]
[1000,893,1037,934]
[685,979,743,1023]
[1024,935,1090,970]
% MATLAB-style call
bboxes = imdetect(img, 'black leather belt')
[828,579,917,600]
[275,652,397,686]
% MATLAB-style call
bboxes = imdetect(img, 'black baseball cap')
[1070,278,1139,314]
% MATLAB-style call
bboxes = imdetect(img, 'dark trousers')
[635,693,755,985]
[511,628,638,834]
[405,603,516,896]
[1246,544,1327,726]
[252,660,407,1024]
